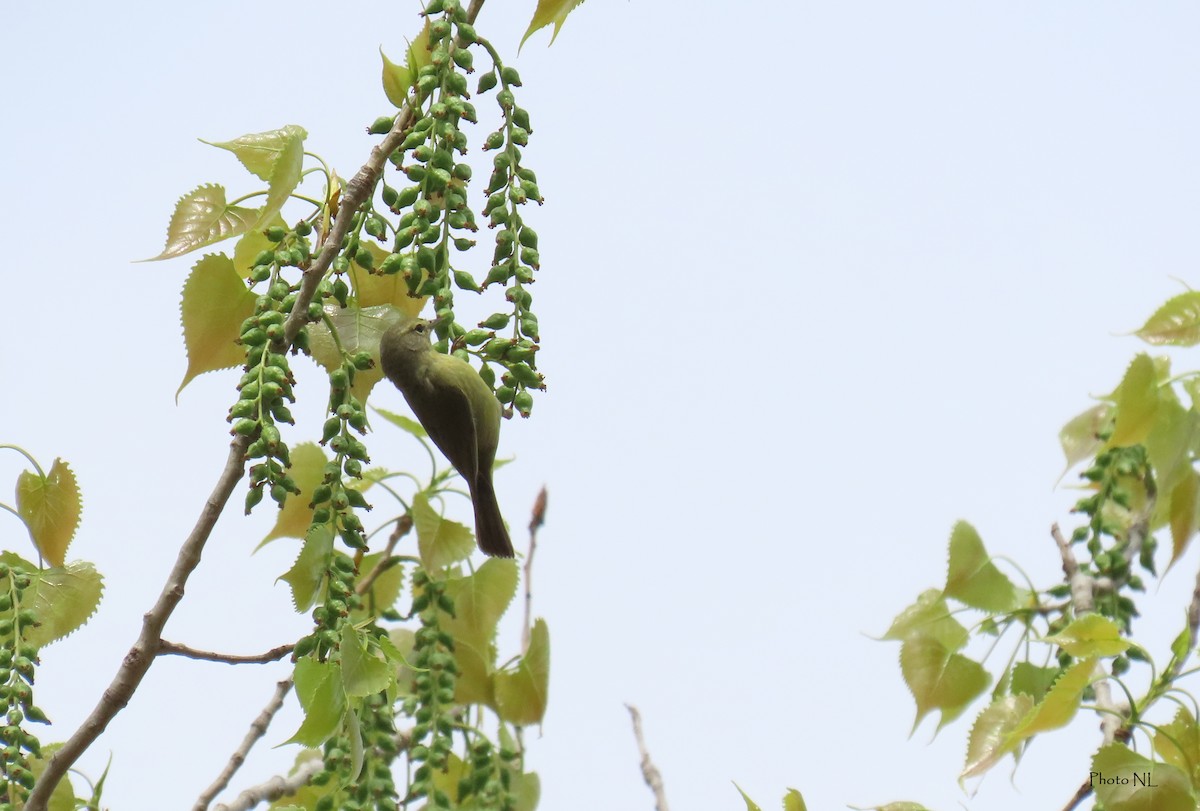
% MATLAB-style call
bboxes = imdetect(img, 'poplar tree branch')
[626,704,669,811]
[194,678,293,811]
[159,641,295,665]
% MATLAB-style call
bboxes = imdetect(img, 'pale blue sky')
[3,2,1200,810]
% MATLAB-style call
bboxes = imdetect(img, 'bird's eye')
[414,323,425,334]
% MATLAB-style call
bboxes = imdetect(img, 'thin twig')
[159,641,294,665]
[522,487,547,653]
[194,679,294,811]
[626,704,669,811]
[356,514,412,596]
[211,756,322,811]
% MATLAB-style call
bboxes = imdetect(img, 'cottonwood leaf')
[1154,705,1200,786]
[280,523,335,612]
[307,303,403,404]
[1136,291,1200,346]
[1006,658,1094,741]
[232,212,287,276]
[145,184,259,261]
[495,618,550,725]
[1059,403,1112,474]
[203,125,308,183]
[340,625,393,698]
[1110,354,1159,446]
[351,552,404,622]
[374,407,428,439]
[944,521,1020,613]
[16,458,81,567]
[286,657,346,747]
[380,22,431,108]
[1010,661,1061,704]
[21,561,105,648]
[734,784,763,811]
[260,443,329,547]
[1169,470,1200,569]
[783,789,808,811]
[1092,743,1194,811]
[900,635,990,733]
[1045,614,1129,657]
[959,694,1035,780]
[177,253,257,397]
[350,242,428,316]
[412,493,474,571]
[520,0,587,47]
[443,558,519,648]
[881,589,968,652]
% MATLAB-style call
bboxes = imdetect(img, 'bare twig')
[210,756,322,811]
[194,678,294,811]
[356,514,412,596]
[626,704,669,811]
[159,641,294,665]
[522,487,547,653]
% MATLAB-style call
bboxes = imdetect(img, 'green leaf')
[144,184,260,261]
[350,242,428,316]
[412,493,474,571]
[520,0,587,47]
[260,443,329,547]
[880,589,968,652]
[279,523,334,612]
[782,788,808,811]
[1091,742,1195,811]
[374,407,428,439]
[27,744,76,811]
[899,635,990,733]
[1136,291,1200,346]
[1006,658,1094,740]
[1059,403,1113,473]
[959,694,1035,780]
[380,48,412,108]
[232,212,287,276]
[495,618,550,725]
[1045,614,1130,657]
[202,125,308,183]
[16,458,81,567]
[733,783,763,811]
[351,552,404,622]
[177,253,258,397]
[1110,354,1160,446]
[511,770,541,811]
[286,657,346,747]
[307,303,402,404]
[1009,661,1061,704]
[443,559,520,704]
[1169,470,1200,568]
[340,624,393,698]
[19,561,105,648]
[258,128,306,229]
[943,521,1021,613]
[1154,705,1200,786]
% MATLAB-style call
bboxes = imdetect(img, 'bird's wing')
[405,368,481,483]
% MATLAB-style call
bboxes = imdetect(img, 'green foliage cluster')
[853,289,1200,811]
[0,0,594,807]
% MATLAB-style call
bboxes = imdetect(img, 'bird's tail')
[472,475,514,557]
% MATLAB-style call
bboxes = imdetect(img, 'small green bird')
[379,317,514,557]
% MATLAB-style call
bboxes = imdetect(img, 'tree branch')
[522,486,547,653]
[159,641,295,665]
[626,704,669,811]
[194,678,293,811]
[26,436,250,810]
[210,756,322,811]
